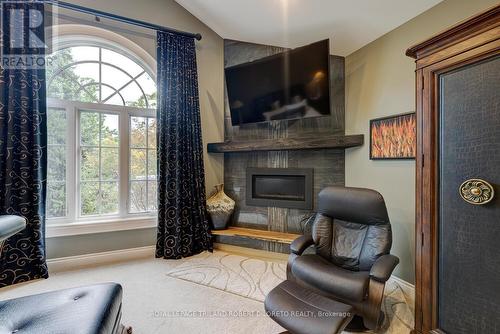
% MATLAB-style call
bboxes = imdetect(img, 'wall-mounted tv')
[225,39,330,126]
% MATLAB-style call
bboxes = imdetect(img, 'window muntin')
[79,111,120,216]
[47,108,67,218]
[47,46,156,108]
[129,116,157,213]
[45,37,157,225]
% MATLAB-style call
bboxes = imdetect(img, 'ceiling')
[175,0,443,56]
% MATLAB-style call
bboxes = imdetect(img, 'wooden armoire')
[406,5,500,334]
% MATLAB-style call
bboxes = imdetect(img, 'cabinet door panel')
[438,55,500,334]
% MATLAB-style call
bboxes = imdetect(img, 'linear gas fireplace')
[246,168,313,209]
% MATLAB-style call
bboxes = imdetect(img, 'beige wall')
[65,0,225,193]
[47,0,224,259]
[344,0,498,283]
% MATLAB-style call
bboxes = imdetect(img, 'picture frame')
[370,112,416,160]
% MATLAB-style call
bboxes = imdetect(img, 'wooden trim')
[211,227,300,244]
[213,243,289,262]
[207,134,363,153]
[420,65,438,334]
[413,26,500,69]
[410,10,500,334]
[406,4,500,58]
[414,68,424,333]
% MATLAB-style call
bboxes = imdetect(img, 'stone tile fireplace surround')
[210,40,357,253]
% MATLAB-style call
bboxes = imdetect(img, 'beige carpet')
[0,250,414,333]
[167,251,414,333]
[0,253,283,334]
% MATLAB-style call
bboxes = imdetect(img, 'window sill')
[46,217,157,238]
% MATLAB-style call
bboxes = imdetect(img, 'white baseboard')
[47,244,285,272]
[47,245,156,272]
[389,274,415,301]
[47,244,415,302]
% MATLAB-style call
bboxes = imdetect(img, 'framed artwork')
[370,112,416,160]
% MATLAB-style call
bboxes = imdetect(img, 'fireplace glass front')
[246,168,313,209]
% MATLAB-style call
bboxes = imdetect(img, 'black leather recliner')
[287,186,399,330]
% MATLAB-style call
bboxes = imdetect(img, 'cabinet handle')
[459,179,494,205]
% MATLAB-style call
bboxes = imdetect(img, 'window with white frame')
[46,37,157,225]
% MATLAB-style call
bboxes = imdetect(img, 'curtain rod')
[48,1,202,41]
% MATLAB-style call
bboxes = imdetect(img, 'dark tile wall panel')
[221,39,346,253]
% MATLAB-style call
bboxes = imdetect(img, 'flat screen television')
[225,39,330,126]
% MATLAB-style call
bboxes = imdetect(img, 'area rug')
[166,251,414,333]
[167,251,286,301]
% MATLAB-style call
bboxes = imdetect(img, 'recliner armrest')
[369,254,399,282]
[290,235,314,255]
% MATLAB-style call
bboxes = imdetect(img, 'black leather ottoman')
[265,280,354,334]
[0,283,124,334]
[0,215,26,255]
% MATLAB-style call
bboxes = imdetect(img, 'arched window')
[47,43,156,108]
[46,28,158,227]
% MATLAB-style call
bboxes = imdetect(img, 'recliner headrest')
[318,186,390,225]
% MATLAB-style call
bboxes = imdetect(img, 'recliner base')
[345,312,385,332]
[265,280,354,334]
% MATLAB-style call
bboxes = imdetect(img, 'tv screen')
[225,39,330,126]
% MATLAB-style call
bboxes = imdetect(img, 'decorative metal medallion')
[459,179,495,205]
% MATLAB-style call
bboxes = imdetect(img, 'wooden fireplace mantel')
[211,227,300,244]
[207,134,364,153]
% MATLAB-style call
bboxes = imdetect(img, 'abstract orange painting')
[370,113,416,159]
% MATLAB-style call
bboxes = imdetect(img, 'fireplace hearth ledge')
[211,227,300,244]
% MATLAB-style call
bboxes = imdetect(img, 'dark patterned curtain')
[0,1,49,286]
[155,32,212,259]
